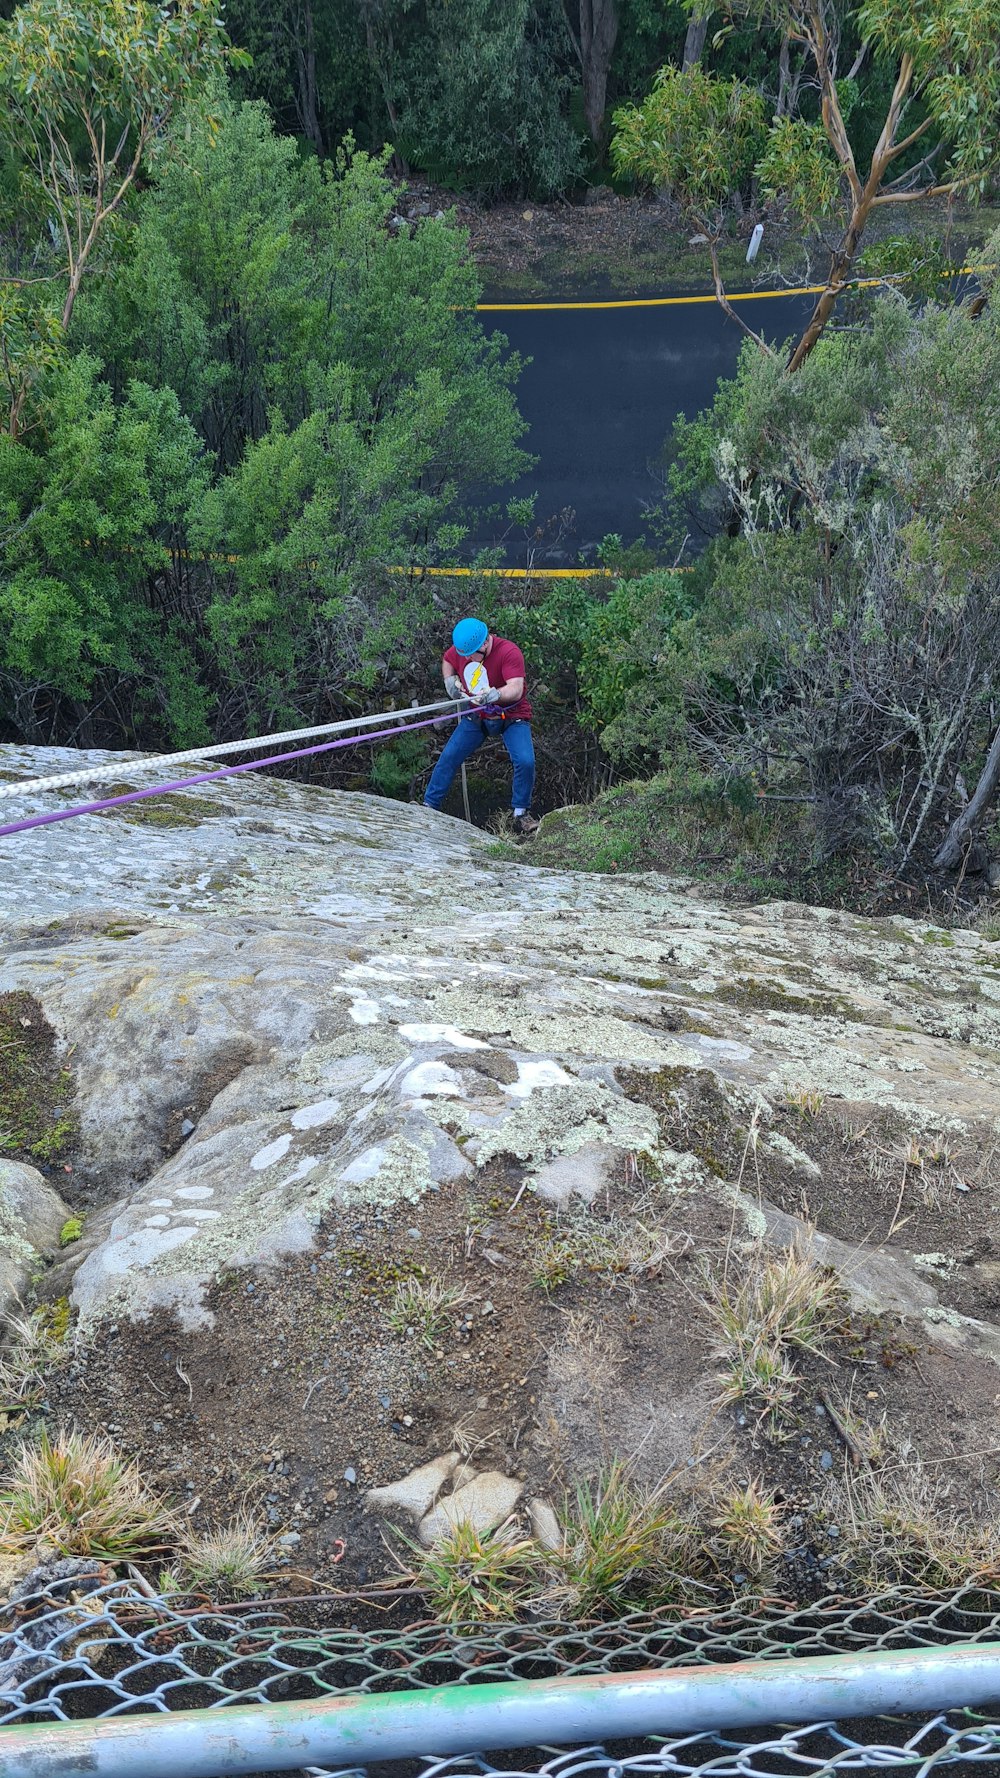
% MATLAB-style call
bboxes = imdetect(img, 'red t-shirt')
[444,635,532,721]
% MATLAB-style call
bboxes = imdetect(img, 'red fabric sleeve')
[496,640,526,681]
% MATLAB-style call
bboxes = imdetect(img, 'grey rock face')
[2,745,999,1347]
[0,1159,70,1318]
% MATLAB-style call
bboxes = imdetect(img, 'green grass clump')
[0,1430,177,1561]
[59,1216,84,1247]
[384,1277,468,1350]
[410,1520,539,1623]
[560,1462,701,1615]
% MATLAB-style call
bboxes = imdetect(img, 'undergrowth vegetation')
[0,993,78,1166]
[704,1242,843,1435]
[409,1455,998,1625]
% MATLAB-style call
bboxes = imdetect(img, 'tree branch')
[708,239,777,355]
[870,176,976,206]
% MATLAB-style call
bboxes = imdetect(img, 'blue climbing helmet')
[452,617,488,656]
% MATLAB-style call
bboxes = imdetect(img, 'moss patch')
[97,784,225,829]
[0,993,78,1166]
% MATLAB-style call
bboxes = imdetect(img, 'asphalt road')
[469,290,816,564]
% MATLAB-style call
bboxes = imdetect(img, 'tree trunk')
[776,34,803,116]
[786,194,875,371]
[933,722,1000,870]
[579,0,619,144]
[293,3,324,153]
[682,9,711,70]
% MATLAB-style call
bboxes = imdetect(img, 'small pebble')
[819,1450,834,1471]
[344,1467,357,1486]
[407,1227,421,1240]
[180,1118,195,1138]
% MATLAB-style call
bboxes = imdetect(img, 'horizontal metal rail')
[4,1642,1000,1778]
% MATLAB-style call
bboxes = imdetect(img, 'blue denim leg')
[502,720,535,811]
[423,716,486,810]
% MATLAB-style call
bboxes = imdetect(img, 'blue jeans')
[424,716,535,812]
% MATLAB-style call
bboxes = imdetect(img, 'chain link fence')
[4,1567,1000,1775]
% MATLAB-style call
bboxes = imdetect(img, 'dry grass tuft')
[708,1479,783,1577]
[842,1462,1000,1592]
[704,1240,841,1433]
[0,1430,177,1562]
[385,1277,468,1350]
[167,1510,275,1600]
[0,1311,68,1416]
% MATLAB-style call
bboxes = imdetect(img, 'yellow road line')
[399,564,613,578]
[475,264,985,312]
[477,283,827,311]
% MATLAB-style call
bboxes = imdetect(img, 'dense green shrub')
[1,94,531,745]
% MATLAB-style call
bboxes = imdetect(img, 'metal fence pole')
[4,1642,1000,1778]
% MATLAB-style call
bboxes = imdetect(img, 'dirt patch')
[160,1043,262,1159]
[0,992,77,1170]
[391,180,1000,302]
[42,1095,1000,1603]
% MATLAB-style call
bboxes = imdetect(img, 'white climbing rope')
[0,700,458,800]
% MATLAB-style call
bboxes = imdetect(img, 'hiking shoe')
[513,813,540,839]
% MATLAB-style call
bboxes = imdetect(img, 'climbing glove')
[478,686,501,705]
[445,674,463,699]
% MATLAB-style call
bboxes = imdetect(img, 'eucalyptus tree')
[612,0,1000,365]
[0,0,244,435]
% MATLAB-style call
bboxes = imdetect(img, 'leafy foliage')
[611,64,767,218]
[0,0,245,360]
[391,0,584,198]
[612,0,1000,361]
[1,87,530,748]
[614,282,1000,868]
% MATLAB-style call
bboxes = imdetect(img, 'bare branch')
[707,239,777,356]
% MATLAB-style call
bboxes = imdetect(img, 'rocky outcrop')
[0,1159,70,1320]
[2,744,1000,1578]
[3,744,998,1337]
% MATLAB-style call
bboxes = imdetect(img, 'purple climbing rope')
[0,710,460,840]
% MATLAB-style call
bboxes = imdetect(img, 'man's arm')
[442,656,463,698]
[494,676,524,706]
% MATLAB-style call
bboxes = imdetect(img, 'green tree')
[0,0,245,360]
[71,101,531,738]
[626,285,1000,869]
[612,0,1000,365]
[365,0,583,197]
[0,353,209,739]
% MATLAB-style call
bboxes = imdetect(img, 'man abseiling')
[423,618,539,837]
